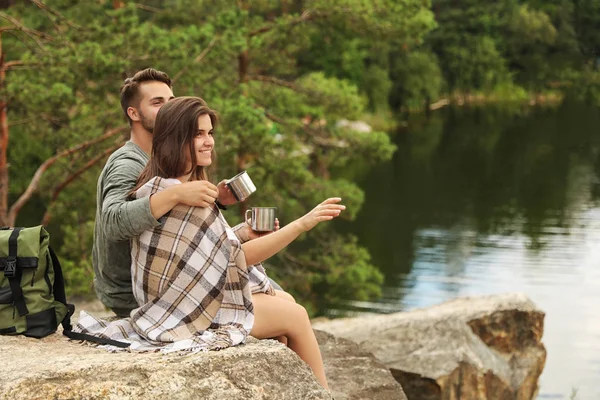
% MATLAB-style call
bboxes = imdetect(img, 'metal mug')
[226,170,256,202]
[245,207,277,232]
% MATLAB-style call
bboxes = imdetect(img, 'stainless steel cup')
[226,170,257,202]
[245,207,277,232]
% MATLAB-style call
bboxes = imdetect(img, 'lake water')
[332,102,600,400]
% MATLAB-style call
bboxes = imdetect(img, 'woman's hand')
[217,180,238,206]
[297,198,345,232]
[246,218,280,240]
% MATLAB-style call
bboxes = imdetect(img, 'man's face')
[132,81,174,133]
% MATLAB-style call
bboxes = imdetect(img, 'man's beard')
[139,111,155,133]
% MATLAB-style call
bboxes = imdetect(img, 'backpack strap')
[5,228,29,317]
[48,246,130,348]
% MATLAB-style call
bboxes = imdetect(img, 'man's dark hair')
[120,68,172,126]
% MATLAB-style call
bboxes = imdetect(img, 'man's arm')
[101,158,221,241]
[100,158,160,241]
[149,180,219,218]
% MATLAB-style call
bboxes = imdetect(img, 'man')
[93,68,283,317]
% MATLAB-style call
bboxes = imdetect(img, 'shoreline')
[361,90,566,132]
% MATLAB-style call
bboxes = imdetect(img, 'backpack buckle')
[4,257,17,278]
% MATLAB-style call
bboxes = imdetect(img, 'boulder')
[313,293,546,400]
[0,324,405,399]
[316,330,407,400]
[0,333,330,400]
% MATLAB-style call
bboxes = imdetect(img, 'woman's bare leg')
[274,289,296,303]
[251,293,328,390]
[272,290,295,344]
[274,335,288,345]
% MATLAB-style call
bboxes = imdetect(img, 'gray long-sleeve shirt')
[92,141,159,312]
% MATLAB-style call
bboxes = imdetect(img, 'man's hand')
[149,180,219,219]
[217,180,238,206]
[177,180,219,208]
[246,218,280,240]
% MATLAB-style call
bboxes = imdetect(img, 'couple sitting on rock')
[78,69,344,390]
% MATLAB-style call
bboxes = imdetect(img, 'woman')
[76,97,344,390]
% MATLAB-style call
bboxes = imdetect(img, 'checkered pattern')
[75,177,274,352]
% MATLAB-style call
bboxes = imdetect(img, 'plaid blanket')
[75,177,274,352]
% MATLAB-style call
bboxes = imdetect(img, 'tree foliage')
[293,0,600,112]
[3,0,434,314]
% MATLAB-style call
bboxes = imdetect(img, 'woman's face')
[194,113,214,167]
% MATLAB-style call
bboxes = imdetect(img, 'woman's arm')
[241,198,344,266]
[241,220,304,265]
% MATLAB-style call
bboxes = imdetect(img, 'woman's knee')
[250,294,308,338]
[289,302,310,325]
[274,289,296,303]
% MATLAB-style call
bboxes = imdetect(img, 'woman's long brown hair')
[132,96,218,194]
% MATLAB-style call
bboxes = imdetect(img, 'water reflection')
[333,102,600,399]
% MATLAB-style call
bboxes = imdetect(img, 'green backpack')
[0,226,71,337]
[0,226,128,347]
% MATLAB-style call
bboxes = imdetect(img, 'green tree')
[296,0,436,112]
[574,0,600,64]
[428,0,512,92]
[427,0,585,95]
[389,50,442,110]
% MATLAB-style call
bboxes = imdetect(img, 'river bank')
[361,88,566,134]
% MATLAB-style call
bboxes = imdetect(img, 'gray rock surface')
[0,322,406,399]
[0,333,329,400]
[316,330,407,400]
[313,293,546,400]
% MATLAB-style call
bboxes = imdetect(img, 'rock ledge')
[313,293,546,400]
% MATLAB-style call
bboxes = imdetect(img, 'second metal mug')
[245,207,277,232]
[226,170,257,202]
